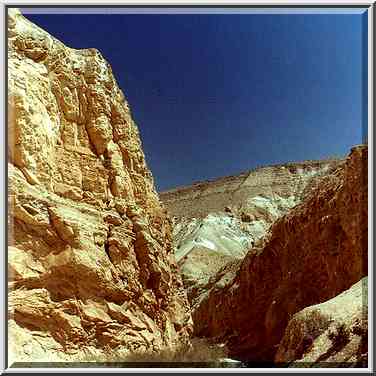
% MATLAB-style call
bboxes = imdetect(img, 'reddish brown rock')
[192,145,367,364]
[160,158,341,309]
[8,9,192,364]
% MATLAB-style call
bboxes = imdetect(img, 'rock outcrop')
[191,145,367,365]
[160,159,341,305]
[8,9,192,364]
[276,277,368,367]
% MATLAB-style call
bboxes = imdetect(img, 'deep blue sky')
[23,10,368,191]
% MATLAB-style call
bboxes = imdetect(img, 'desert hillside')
[160,158,342,304]
[190,145,367,365]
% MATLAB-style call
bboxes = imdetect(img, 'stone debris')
[275,277,368,367]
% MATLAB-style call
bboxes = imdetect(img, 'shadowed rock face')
[8,9,192,363]
[191,145,367,364]
[160,159,342,307]
[276,277,368,367]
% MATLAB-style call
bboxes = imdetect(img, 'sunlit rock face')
[190,145,367,364]
[276,277,368,367]
[8,9,192,364]
[160,158,341,307]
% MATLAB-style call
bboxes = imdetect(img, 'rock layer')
[160,159,341,306]
[8,9,192,364]
[161,159,341,222]
[192,145,367,364]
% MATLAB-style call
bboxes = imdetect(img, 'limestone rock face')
[275,277,368,367]
[191,145,367,364]
[8,9,192,364]
[160,159,341,306]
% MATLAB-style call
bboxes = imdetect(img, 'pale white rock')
[276,277,368,367]
[161,158,341,308]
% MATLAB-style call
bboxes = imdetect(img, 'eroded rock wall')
[160,159,341,307]
[8,9,192,363]
[192,145,367,363]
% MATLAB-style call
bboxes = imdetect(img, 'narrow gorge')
[161,146,368,366]
[7,9,368,368]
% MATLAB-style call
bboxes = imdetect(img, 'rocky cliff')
[160,159,341,305]
[191,145,367,364]
[8,9,192,364]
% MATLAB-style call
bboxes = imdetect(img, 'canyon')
[162,145,367,366]
[160,158,342,307]
[7,9,368,368]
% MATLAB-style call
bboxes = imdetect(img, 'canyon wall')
[8,9,192,363]
[160,159,341,306]
[191,145,367,363]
